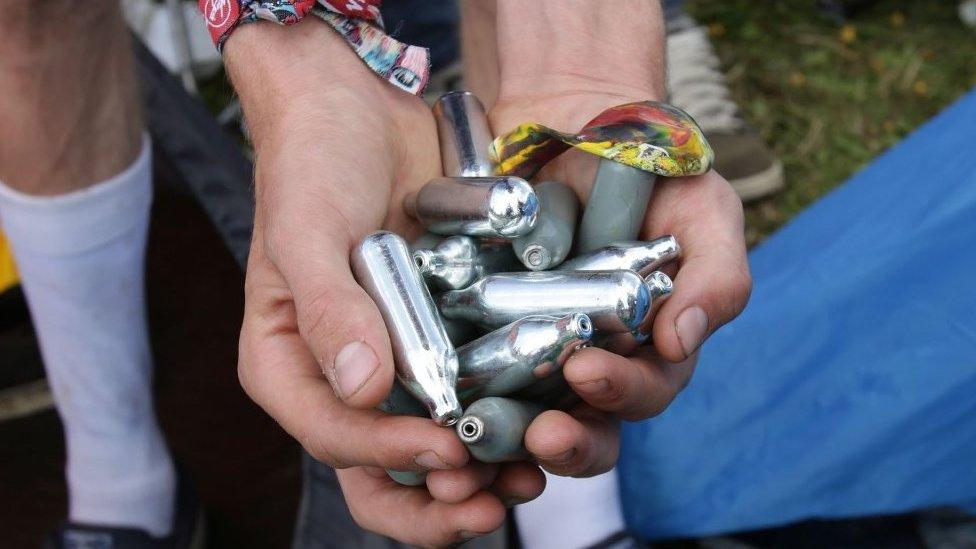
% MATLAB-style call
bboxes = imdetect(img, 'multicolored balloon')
[490,101,714,179]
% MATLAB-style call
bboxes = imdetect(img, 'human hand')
[225,19,543,546]
[487,1,752,475]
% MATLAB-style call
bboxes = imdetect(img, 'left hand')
[488,81,753,477]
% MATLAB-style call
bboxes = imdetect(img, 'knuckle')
[634,385,677,420]
[304,401,352,469]
[368,417,406,468]
[732,266,754,310]
[236,355,255,401]
[600,378,628,407]
[297,286,364,361]
[304,433,349,469]
[628,369,678,420]
[716,262,753,324]
[236,336,256,399]
[711,175,746,218]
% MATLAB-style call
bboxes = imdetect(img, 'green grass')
[687,0,976,244]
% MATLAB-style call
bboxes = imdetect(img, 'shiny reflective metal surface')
[410,232,443,251]
[455,397,545,463]
[442,316,478,347]
[378,380,428,417]
[439,270,670,333]
[351,231,462,426]
[513,181,579,271]
[592,271,674,351]
[433,91,495,178]
[576,159,656,254]
[413,235,519,290]
[558,236,681,276]
[457,313,593,401]
[409,176,538,238]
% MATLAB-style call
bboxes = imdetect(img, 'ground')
[683,0,975,244]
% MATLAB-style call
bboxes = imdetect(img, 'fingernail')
[414,450,451,470]
[572,378,609,396]
[540,448,577,465]
[331,341,379,399]
[675,306,708,358]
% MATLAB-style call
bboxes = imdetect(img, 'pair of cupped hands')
[227,18,751,548]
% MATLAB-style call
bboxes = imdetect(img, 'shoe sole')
[0,379,54,423]
[729,159,785,202]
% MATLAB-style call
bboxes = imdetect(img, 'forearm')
[493,0,666,125]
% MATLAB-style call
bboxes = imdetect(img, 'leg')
[0,1,141,195]
[0,0,177,538]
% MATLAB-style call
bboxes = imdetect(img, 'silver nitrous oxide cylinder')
[438,270,674,333]
[407,176,538,238]
[456,397,546,463]
[456,313,593,401]
[433,91,495,178]
[512,181,579,271]
[352,231,462,426]
[412,235,519,290]
[558,236,680,276]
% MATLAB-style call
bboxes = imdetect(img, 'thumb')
[269,217,395,409]
[649,173,752,363]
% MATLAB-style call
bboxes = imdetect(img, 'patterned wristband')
[199,0,430,95]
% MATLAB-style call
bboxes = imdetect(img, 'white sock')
[516,469,627,549]
[0,135,176,537]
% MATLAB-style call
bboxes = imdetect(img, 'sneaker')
[44,471,205,549]
[961,0,976,28]
[667,15,785,202]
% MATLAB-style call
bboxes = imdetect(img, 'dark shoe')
[45,472,205,549]
[666,15,785,202]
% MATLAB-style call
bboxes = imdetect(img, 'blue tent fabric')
[619,88,976,539]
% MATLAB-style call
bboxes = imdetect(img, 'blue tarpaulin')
[619,88,976,539]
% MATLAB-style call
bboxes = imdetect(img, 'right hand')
[224,19,543,547]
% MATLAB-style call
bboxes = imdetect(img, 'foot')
[666,15,784,202]
[45,472,205,549]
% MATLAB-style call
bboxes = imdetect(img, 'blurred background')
[2,0,975,547]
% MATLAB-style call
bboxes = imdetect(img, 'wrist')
[494,0,666,112]
[223,17,388,148]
